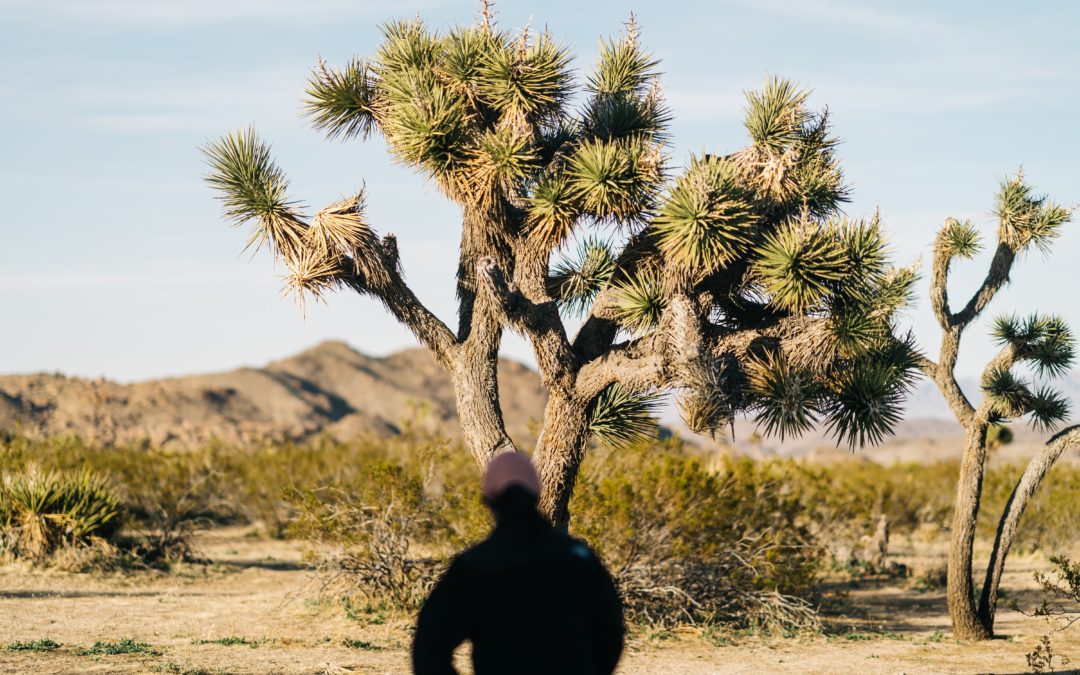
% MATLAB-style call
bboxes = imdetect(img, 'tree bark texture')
[532,390,591,530]
[947,423,992,641]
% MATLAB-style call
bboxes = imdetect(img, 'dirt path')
[1,528,1077,674]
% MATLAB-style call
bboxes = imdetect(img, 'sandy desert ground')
[1,528,1078,675]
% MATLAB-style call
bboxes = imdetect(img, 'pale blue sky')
[2,0,1078,382]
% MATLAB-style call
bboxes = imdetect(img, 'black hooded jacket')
[412,492,624,675]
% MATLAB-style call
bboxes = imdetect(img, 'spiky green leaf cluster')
[982,368,1032,418]
[468,126,538,199]
[743,76,811,153]
[822,360,909,449]
[611,266,665,334]
[376,17,441,73]
[991,313,1076,379]
[474,31,573,122]
[303,57,378,140]
[937,217,982,260]
[994,172,1071,253]
[567,139,662,223]
[747,352,819,441]
[826,218,914,356]
[380,70,473,179]
[653,155,754,274]
[548,237,616,315]
[1028,385,1071,432]
[1,469,121,556]
[202,128,306,262]
[756,221,847,314]
[737,79,848,215]
[587,383,662,448]
[202,128,293,225]
[586,24,658,97]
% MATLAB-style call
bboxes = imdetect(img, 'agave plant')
[1,468,121,559]
[204,5,919,526]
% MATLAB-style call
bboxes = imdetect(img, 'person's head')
[481,452,541,519]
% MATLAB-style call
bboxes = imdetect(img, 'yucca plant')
[916,172,1079,640]
[204,5,919,526]
[0,468,121,559]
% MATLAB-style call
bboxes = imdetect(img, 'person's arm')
[412,559,471,675]
[586,551,625,675]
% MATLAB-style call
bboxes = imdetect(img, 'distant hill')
[2,341,1076,464]
[0,341,547,449]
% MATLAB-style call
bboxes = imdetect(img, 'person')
[412,452,624,675]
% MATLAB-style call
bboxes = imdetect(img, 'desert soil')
[1,528,1077,675]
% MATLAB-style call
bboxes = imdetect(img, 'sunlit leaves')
[756,222,847,314]
[744,76,810,153]
[380,71,472,178]
[438,26,502,98]
[994,172,1071,253]
[936,218,982,260]
[586,23,658,97]
[525,174,576,246]
[567,139,662,223]
[466,126,538,202]
[588,383,661,448]
[582,91,669,143]
[611,266,665,334]
[202,128,306,263]
[653,155,754,274]
[548,237,615,316]
[375,17,440,74]
[475,30,573,121]
[303,57,378,141]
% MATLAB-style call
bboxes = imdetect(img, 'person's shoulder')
[551,531,600,563]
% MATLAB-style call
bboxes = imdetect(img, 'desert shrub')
[287,455,484,610]
[572,443,823,632]
[0,467,121,559]
[1013,555,1080,673]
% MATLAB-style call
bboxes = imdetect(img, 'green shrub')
[0,468,120,559]
[7,638,61,651]
[572,444,822,631]
[77,638,162,656]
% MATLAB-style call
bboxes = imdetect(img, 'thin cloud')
[5,0,444,25]
[731,0,945,36]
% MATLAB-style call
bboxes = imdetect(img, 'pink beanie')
[482,452,541,500]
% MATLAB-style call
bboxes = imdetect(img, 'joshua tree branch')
[575,339,666,402]
[341,235,459,369]
[477,256,576,391]
[954,243,1016,327]
[978,424,1080,627]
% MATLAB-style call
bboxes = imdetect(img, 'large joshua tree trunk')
[947,424,992,641]
[533,392,591,529]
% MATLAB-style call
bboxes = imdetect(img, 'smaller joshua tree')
[918,172,1080,640]
[203,5,921,528]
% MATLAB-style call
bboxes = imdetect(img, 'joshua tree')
[204,6,918,527]
[918,173,1079,640]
